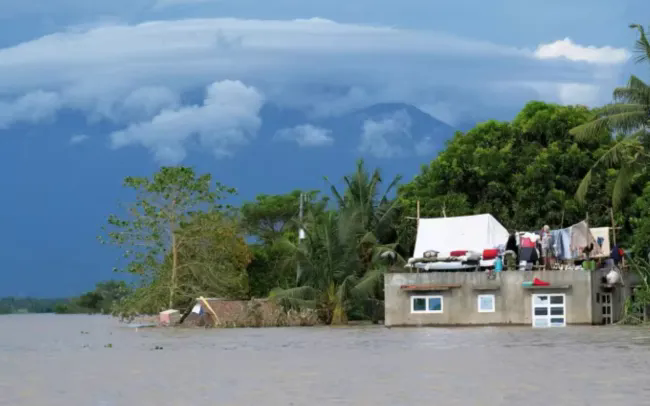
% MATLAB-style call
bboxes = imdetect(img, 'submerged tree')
[241,190,329,297]
[326,159,402,270]
[570,24,650,209]
[100,167,238,312]
[271,211,400,324]
[272,160,404,324]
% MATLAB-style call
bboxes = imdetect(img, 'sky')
[0,0,648,297]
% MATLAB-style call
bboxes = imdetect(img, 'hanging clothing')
[519,246,539,264]
[520,232,538,248]
[610,244,624,264]
[550,229,570,260]
[505,234,518,262]
[569,221,602,259]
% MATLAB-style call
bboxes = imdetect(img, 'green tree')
[570,24,650,209]
[326,159,402,270]
[76,280,131,314]
[397,101,617,254]
[241,190,329,297]
[101,167,236,310]
[272,211,399,324]
[114,210,252,316]
[272,161,404,324]
[241,190,328,244]
[630,182,650,257]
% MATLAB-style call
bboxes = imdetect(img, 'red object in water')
[532,278,550,286]
[450,250,468,257]
[482,249,499,260]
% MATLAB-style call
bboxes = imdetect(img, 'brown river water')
[1,314,650,406]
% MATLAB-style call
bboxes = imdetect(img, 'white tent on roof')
[412,214,509,258]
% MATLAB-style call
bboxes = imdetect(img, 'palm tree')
[271,160,405,324]
[570,24,650,209]
[325,159,403,269]
[271,211,401,324]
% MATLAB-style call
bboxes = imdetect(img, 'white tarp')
[590,227,610,258]
[412,214,510,258]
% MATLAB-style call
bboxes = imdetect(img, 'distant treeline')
[0,280,130,315]
[0,297,71,314]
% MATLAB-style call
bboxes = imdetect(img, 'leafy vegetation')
[0,281,130,315]
[99,167,251,316]
[0,297,69,314]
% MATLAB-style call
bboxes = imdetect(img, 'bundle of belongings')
[405,214,508,272]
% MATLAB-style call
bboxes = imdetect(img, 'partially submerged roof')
[412,213,509,258]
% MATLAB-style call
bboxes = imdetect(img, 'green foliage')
[569,26,650,209]
[241,190,328,243]
[240,189,329,297]
[0,297,70,314]
[74,280,131,314]
[101,167,250,315]
[397,102,617,253]
[247,243,295,298]
[272,160,403,324]
[113,210,252,317]
[630,183,650,258]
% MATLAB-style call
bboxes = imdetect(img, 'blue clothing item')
[550,229,572,260]
[494,257,503,272]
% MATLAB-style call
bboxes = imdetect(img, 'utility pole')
[297,192,305,282]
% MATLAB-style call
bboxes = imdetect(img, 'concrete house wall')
[384,270,595,327]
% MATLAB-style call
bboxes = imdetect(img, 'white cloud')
[0,17,630,159]
[0,91,62,129]
[0,18,606,102]
[274,124,334,147]
[119,86,180,120]
[109,80,263,164]
[69,134,89,144]
[534,38,629,65]
[359,110,412,158]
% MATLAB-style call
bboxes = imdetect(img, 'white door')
[532,293,566,328]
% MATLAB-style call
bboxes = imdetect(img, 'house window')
[532,293,566,328]
[478,294,495,313]
[411,295,443,314]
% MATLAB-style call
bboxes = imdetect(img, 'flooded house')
[384,214,638,328]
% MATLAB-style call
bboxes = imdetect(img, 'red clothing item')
[450,250,468,257]
[520,237,535,248]
[532,278,550,286]
[482,249,499,260]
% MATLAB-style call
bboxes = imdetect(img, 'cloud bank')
[0,17,630,161]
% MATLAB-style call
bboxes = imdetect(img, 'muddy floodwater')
[1,315,650,406]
